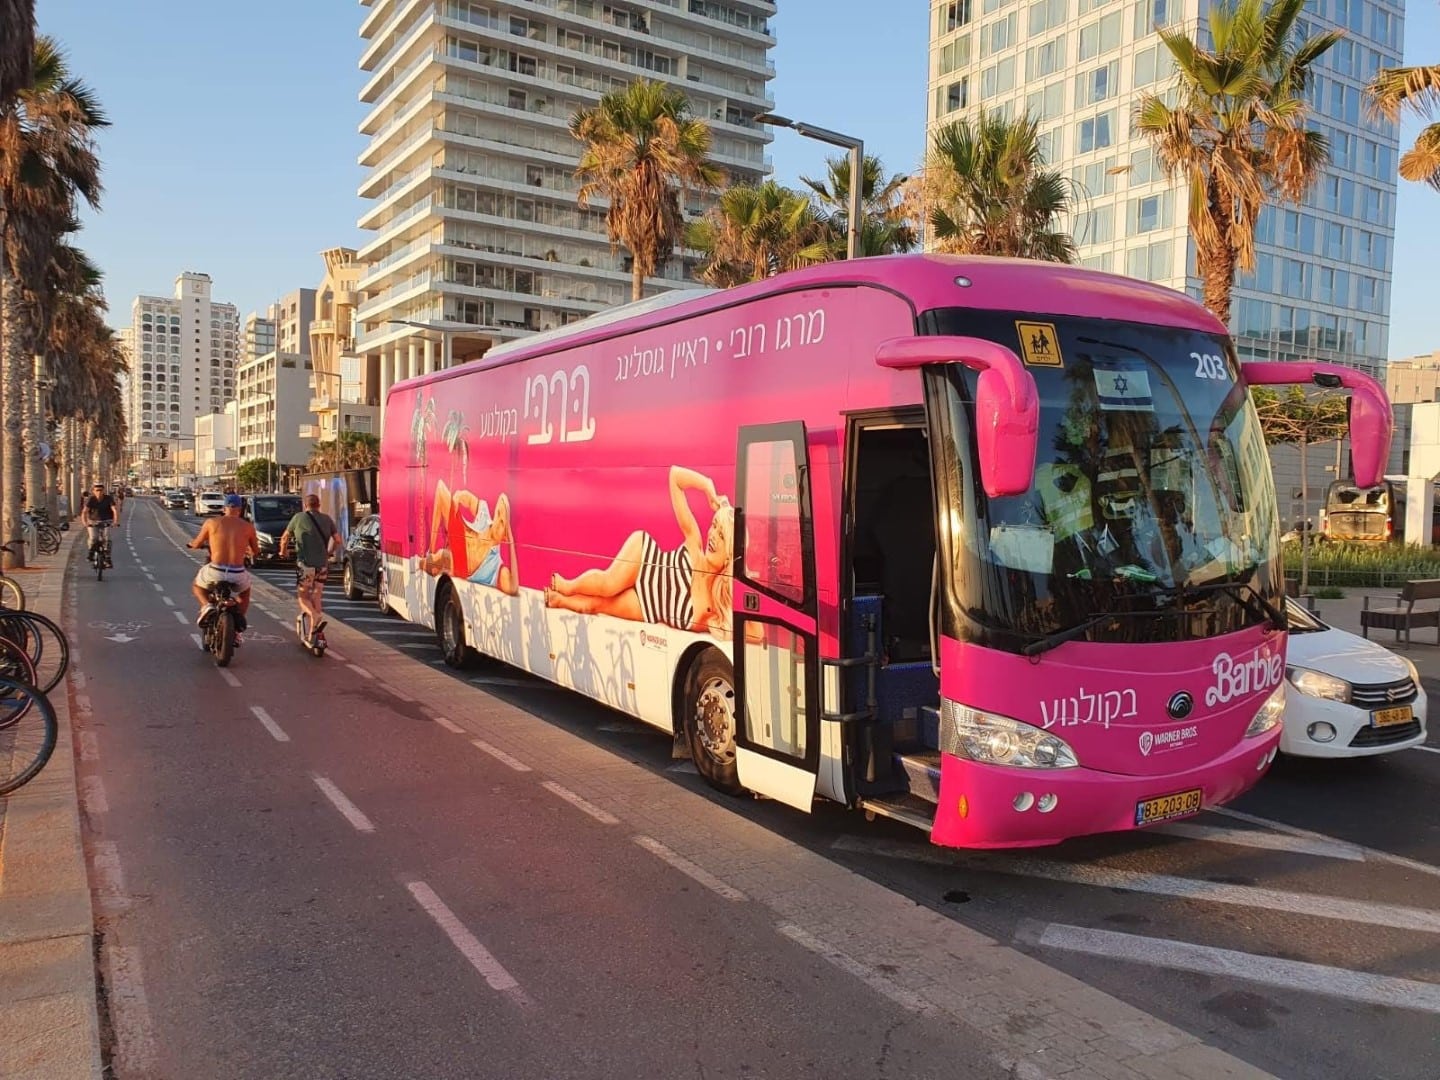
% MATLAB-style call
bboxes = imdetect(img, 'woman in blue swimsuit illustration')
[545,466,733,638]
[420,479,519,596]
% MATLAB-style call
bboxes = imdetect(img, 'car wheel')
[343,561,363,601]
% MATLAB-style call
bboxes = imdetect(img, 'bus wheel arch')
[434,577,474,669]
[677,646,742,796]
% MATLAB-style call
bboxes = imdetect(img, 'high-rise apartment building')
[123,272,239,461]
[925,0,1402,379]
[354,0,777,414]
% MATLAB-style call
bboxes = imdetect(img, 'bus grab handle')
[875,335,1038,499]
[1242,362,1393,488]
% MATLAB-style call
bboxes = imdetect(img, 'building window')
[981,13,1017,58]
[1028,0,1067,35]
[1026,35,1066,80]
[1074,204,1114,244]
[980,57,1016,98]
[1133,42,1174,86]
[1025,81,1064,122]
[1077,110,1115,153]
[1077,12,1122,61]
[1075,60,1118,105]
[1125,240,1172,281]
[1127,190,1171,233]
[1133,0,1169,37]
[1073,156,1117,196]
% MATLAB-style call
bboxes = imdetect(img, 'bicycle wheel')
[0,635,38,729]
[0,610,69,695]
[0,574,25,611]
[0,675,58,796]
[37,525,60,555]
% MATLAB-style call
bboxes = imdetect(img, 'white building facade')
[354,0,777,417]
[235,290,319,480]
[122,272,239,460]
[925,0,1402,379]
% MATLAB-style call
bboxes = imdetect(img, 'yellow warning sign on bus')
[1016,321,1063,367]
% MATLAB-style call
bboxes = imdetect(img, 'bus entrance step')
[894,751,942,803]
[858,793,937,834]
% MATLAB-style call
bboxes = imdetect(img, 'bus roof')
[398,254,1226,388]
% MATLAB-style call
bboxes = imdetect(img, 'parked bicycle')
[24,509,62,556]
[0,543,26,610]
[0,628,62,797]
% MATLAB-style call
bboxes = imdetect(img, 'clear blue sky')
[32,0,1440,359]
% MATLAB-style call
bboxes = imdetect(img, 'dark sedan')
[342,514,387,610]
[243,494,303,564]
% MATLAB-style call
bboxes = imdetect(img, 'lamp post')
[755,113,864,261]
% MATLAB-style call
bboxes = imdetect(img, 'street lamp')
[755,113,864,261]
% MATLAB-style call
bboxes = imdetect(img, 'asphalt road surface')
[79,501,1440,1079]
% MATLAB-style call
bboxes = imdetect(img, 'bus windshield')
[928,310,1281,649]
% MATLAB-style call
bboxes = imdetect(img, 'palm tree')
[1367,64,1440,190]
[442,408,470,487]
[1134,0,1337,324]
[571,78,724,301]
[1,36,106,564]
[800,154,917,258]
[686,181,832,287]
[920,109,1076,263]
[0,0,33,102]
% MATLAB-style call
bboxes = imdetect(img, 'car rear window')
[254,498,301,515]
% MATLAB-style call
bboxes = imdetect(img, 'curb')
[0,532,104,1080]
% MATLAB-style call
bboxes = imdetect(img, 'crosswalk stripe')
[1032,922,1440,1014]
[1147,821,1365,861]
[831,835,1440,934]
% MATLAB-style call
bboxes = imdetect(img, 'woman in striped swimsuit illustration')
[544,466,733,638]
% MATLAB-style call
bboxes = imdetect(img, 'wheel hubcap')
[694,676,736,765]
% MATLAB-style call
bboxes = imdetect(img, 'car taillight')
[1385,518,1393,539]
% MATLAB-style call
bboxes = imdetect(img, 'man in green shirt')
[279,494,341,639]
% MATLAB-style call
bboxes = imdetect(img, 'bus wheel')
[437,585,472,669]
[684,650,742,795]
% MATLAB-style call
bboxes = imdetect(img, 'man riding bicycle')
[279,494,340,640]
[189,493,258,638]
[82,483,119,567]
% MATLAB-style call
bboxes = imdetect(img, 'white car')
[194,491,226,516]
[1283,598,1428,757]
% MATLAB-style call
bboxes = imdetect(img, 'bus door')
[732,422,822,812]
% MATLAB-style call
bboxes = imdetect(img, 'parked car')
[163,489,190,510]
[1283,598,1429,757]
[342,514,386,609]
[194,490,226,515]
[242,494,303,564]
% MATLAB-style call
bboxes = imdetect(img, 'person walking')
[279,494,341,641]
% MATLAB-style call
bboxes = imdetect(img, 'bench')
[1360,579,1440,646]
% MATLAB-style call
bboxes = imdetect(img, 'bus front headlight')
[1245,684,1286,738]
[940,699,1078,769]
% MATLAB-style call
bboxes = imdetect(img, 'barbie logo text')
[525,365,596,446]
[1204,646,1283,707]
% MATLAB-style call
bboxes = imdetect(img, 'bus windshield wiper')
[1178,576,1286,631]
[1020,608,1172,658]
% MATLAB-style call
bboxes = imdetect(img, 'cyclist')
[279,494,340,641]
[188,493,258,638]
[81,483,118,567]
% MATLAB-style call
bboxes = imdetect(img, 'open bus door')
[732,422,822,812]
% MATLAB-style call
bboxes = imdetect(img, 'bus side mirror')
[1242,361,1393,487]
[876,336,1039,498]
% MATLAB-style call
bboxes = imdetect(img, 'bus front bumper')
[928,728,1282,850]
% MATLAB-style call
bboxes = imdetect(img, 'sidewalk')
[1307,586,1440,683]
[0,534,104,1080]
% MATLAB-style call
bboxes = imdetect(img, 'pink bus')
[378,254,1391,849]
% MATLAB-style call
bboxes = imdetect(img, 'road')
[76,500,1440,1079]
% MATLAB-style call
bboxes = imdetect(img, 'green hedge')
[1282,541,1440,587]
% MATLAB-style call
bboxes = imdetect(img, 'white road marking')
[434,716,464,733]
[541,780,619,825]
[190,633,203,649]
[151,583,164,592]
[384,683,416,703]
[633,836,747,901]
[75,694,93,716]
[1416,744,1440,755]
[326,648,348,662]
[831,836,1440,934]
[79,731,99,762]
[1148,821,1365,861]
[312,775,375,833]
[1035,923,1440,1014]
[91,840,129,914]
[72,671,86,688]
[218,669,242,688]
[161,596,174,607]
[79,775,109,815]
[105,945,158,1073]
[250,705,289,743]
[471,738,532,772]
[341,616,398,624]
[405,881,530,1002]
[347,663,374,680]
[172,610,188,624]
[1211,806,1440,880]
[776,922,935,1016]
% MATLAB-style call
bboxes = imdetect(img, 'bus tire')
[683,649,742,796]
[436,583,473,669]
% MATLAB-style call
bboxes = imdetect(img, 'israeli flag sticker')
[1094,367,1154,411]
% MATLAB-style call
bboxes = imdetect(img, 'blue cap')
[224,493,243,508]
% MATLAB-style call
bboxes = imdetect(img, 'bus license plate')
[1371,706,1412,728]
[1134,788,1203,827]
